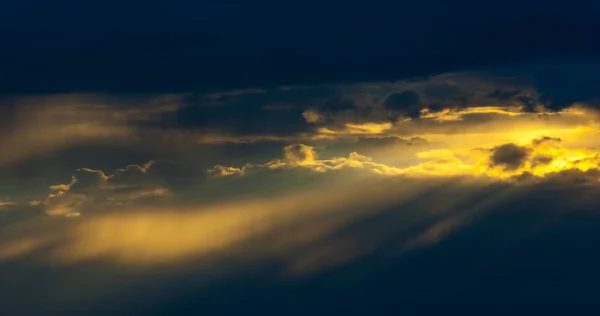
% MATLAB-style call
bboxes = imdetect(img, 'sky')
[2,1,600,314]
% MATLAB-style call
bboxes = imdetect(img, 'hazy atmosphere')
[2,1,600,314]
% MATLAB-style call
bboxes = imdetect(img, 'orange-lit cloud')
[317,122,394,136]
[209,134,600,182]
[302,109,323,124]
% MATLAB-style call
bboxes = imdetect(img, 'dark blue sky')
[1,0,599,94]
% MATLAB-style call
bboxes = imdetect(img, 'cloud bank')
[2,61,600,313]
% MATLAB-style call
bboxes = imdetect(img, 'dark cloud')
[170,103,309,136]
[530,155,554,167]
[138,84,430,137]
[543,169,600,185]
[426,102,446,112]
[384,91,422,118]
[422,83,464,99]
[419,83,469,109]
[489,143,530,170]
[317,94,358,113]
[532,61,600,110]
[531,136,561,146]
[516,95,539,112]
[144,87,346,136]
[487,89,523,101]
[69,168,107,193]
[2,1,598,95]
[486,88,542,112]
[480,59,600,112]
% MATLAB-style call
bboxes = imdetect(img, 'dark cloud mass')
[489,144,531,170]
[532,61,600,110]
[488,89,523,101]
[171,96,311,136]
[1,1,599,94]
[384,91,422,118]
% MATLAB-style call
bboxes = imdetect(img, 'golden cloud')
[210,133,600,182]
[317,122,394,136]
[301,109,323,124]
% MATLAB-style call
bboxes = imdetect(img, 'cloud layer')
[2,61,600,313]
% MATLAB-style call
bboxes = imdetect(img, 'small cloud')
[207,165,246,177]
[0,201,16,208]
[49,183,71,192]
[489,143,530,171]
[283,144,318,165]
[531,136,561,146]
[317,122,393,136]
[302,110,323,124]
[44,192,88,217]
[530,155,554,167]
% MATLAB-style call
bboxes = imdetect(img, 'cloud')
[487,88,523,101]
[0,200,16,208]
[70,168,109,192]
[27,200,41,207]
[210,143,468,178]
[209,144,411,177]
[207,165,246,177]
[384,90,422,118]
[530,60,600,111]
[531,136,562,146]
[282,144,317,165]
[0,94,183,167]
[3,12,600,312]
[39,161,191,217]
[1,67,593,167]
[108,71,575,145]
[488,143,531,170]
[301,109,323,124]
[209,134,600,184]
[148,88,335,138]
[479,137,600,181]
